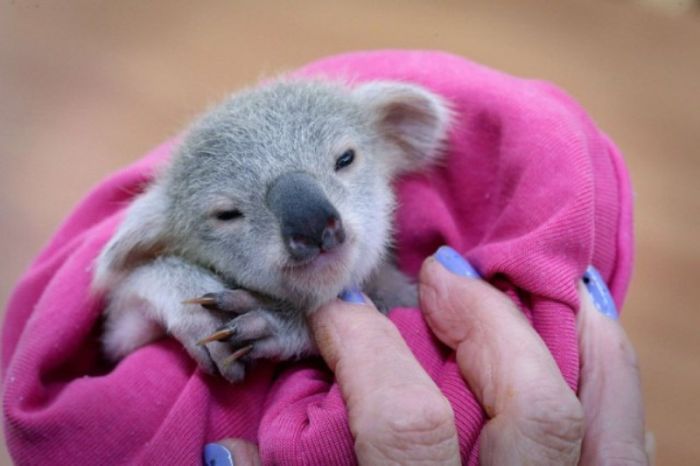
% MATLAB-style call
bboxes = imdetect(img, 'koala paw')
[189,290,314,382]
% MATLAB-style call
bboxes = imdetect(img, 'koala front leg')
[101,256,260,382]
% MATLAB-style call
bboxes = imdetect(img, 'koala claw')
[182,295,218,307]
[197,327,236,346]
[183,289,263,313]
[206,308,313,382]
[222,344,253,367]
[201,340,246,382]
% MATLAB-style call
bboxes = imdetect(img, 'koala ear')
[93,184,170,291]
[353,81,451,174]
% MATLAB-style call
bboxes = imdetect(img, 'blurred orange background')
[1,1,698,464]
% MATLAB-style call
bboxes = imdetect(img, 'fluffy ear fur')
[93,183,170,291]
[353,81,451,174]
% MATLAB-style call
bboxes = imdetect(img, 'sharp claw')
[222,345,253,366]
[183,290,264,313]
[182,294,217,307]
[197,328,235,345]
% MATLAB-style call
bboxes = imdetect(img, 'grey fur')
[93,78,451,382]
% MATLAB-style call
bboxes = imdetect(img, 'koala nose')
[288,214,346,260]
[266,171,346,262]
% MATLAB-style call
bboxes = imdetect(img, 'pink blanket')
[2,50,634,465]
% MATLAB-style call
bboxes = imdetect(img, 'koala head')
[94,79,450,307]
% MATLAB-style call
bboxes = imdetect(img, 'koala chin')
[93,78,451,382]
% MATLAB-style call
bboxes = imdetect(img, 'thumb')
[203,439,261,466]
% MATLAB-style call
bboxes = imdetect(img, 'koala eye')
[334,149,355,171]
[214,209,243,221]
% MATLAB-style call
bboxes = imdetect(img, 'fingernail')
[203,443,234,466]
[583,266,618,320]
[338,286,365,304]
[434,245,480,278]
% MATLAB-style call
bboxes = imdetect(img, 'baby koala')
[93,78,450,382]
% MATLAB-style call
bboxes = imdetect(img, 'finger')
[578,267,649,465]
[419,247,584,465]
[310,288,460,466]
[203,439,261,466]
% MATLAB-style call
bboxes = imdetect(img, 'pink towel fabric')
[2,50,634,465]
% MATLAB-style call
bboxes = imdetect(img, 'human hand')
[204,246,650,465]
[418,247,650,465]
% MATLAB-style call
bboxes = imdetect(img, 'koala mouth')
[282,233,354,273]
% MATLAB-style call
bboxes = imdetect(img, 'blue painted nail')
[203,443,234,466]
[583,266,618,320]
[338,286,365,304]
[434,246,480,278]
